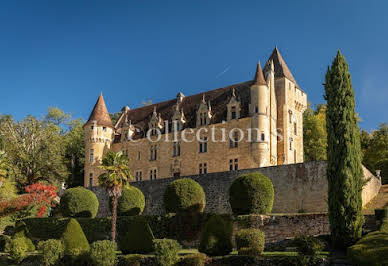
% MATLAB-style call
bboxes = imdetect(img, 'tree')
[0,151,7,181]
[303,104,327,161]
[324,51,364,248]
[0,116,68,187]
[63,119,85,187]
[362,123,388,184]
[98,151,132,242]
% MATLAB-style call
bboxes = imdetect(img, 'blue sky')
[0,0,387,131]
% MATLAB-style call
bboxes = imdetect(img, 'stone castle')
[83,47,307,187]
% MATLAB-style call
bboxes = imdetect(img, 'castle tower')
[249,61,269,167]
[264,47,307,165]
[83,93,114,187]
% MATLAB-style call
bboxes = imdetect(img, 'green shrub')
[110,186,145,216]
[60,187,99,218]
[198,214,233,256]
[61,218,90,256]
[37,239,64,266]
[119,216,155,254]
[347,219,388,266]
[229,172,274,215]
[179,253,209,266]
[119,254,146,266]
[375,208,388,222]
[90,240,117,266]
[235,228,265,257]
[13,221,35,252]
[8,237,28,263]
[0,235,10,252]
[293,235,323,256]
[163,178,206,213]
[153,239,181,266]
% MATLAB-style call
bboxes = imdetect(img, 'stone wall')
[91,161,381,217]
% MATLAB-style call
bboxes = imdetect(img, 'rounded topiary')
[13,221,35,252]
[89,240,117,266]
[163,178,206,213]
[118,217,155,254]
[198,214,233,256]
[37,239,64,266]
[110,186,145,216]
[61,218,90,256]
[229,172,274,215]
[60,187,99,218]
[235,229,265,257]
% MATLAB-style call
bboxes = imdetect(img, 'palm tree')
[98,151,132,241]
[0,151,8,186]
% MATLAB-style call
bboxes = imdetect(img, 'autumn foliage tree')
[0,183,58,218]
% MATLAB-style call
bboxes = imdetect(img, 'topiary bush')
[118,216,155,254]
[163,178,206,213]
[110,186,145,216]
[119,254,148,266]
[229,172,274,215]
[13,221,35,252]
[198,214,233,256]
[61,218,90,257]
[153,239,181,266]
[89,240,117,266]
[60,187,99,218]
[37,239,64,266]
[235,228,265,257]
[178,253,209,266]
[0,235,10,252]
[293,235,323,256]
[8,237,28,264]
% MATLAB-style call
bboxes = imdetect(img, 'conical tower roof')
[264,46,299,87]
[85,93,113,128]
[254,61,267,85]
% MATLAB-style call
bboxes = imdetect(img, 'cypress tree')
[324,51,364,248]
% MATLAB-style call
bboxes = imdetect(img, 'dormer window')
[196,94,212,127]
[227,89,241,121]
[148,106,164,136]
[172,104,186,132]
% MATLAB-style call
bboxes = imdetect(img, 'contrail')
[216,65,231,79]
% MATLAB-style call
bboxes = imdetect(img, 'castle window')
[289,138,293,151]
[199,163,208,175]
[231,106,236,119]
[102,127,107,132]
[199,112,207,126]
[149,169,157,180]
[89,173,93,188]
[135,171,143,181]
[289,83,291,90]
[89,149,94,163]
[229,159,238,171]
[229,132,239,148]
[289,110,293,123]
[294,150,297,163]
[199,137,208,153]
[137,152,141,160]
[261,133,265,141]
[90,125,94,130]
[294,122,297,135]
[255,106,258,113]
[173,142,181,157]
[150,145,157,161]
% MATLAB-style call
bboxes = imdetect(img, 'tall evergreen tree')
[324,51,364,248]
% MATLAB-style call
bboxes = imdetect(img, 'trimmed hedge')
[90,240,117,266]
[110,186,145,216]
[229,172,274,215]
[235,228,265,256]
[60,187,99,218]
[179,253,209,266]
[13,221,35,252]
[61,218,90,256]
[164,178,206,213]
[198,214,233,256]
[118,216,155,254]
[153,239,181,266]
[347,218,388,265]
[37,239,64,266]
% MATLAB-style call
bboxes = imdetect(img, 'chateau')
[83,47,307,187]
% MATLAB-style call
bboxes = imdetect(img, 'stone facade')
[91,161,381,217]
[83,47,308,187]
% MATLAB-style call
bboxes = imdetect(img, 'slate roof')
[85,93,113,128]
